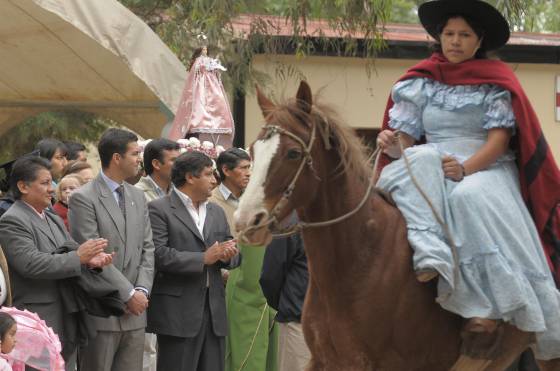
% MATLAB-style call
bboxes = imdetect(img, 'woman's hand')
[376,130,416,159]
[442,156,465,181]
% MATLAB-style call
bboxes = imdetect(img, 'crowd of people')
[0,129,309,371]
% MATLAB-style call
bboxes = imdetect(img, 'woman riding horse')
[376,0,560,361]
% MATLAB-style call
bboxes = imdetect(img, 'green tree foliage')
[0,111,110,164]
[119,0,534,94]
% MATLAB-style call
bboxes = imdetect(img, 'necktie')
[116,185,126,218]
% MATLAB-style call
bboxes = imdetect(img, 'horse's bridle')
[238,118,381,243]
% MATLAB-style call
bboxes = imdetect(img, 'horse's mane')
[268,98,372,182]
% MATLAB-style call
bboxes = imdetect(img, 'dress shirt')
[176,189,211,286]
[100,171,124,204]
[22,200,45,219]
[147,176,167,198]
[175,189,208,237]
[219,183,239,208]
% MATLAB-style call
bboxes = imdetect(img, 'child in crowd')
[53,174,84,229]
[0,312,17,371]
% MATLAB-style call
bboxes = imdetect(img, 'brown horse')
[234,81,559,371]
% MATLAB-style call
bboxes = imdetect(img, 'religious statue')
[168,41,235,148]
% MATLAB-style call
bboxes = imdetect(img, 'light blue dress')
[376,77,560,360]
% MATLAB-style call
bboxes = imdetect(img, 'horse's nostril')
[252,211,267,226]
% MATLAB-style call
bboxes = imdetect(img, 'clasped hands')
[204,239,239,265]
[76,238,114,268]
[126,290,149,316]
[377,130,465,181]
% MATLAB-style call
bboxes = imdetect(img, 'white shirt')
[175,189,207,237]
[22,201,45,219]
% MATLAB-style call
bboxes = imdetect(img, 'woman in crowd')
[376,0,560,361]
[35,139,68,186]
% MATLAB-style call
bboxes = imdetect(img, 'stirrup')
[464,318,498,334]
[415,269,439,283]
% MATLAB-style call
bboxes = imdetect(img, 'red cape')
[380,53,560,283]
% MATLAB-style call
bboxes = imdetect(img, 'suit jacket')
[146,190,241,338]
[135,176,165,203]
[0,200,82,342]
[68,174,155,332]
[209,186,237,238]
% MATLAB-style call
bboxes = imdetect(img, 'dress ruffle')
[438,248,560,360]
[389,78,517,136]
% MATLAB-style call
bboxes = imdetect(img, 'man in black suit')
[147,151,241,371]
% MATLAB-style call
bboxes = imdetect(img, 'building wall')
[245,54,560,162]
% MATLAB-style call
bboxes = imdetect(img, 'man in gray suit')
[0,156,112,370]
[147,151,241,371]
[69,128,155,371]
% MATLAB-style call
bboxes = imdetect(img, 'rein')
[238,120,382,243]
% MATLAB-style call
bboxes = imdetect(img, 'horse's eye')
[287,149,302,160]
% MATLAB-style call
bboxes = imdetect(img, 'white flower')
[137,139,152,152]
[177,139,190,148]
[202,141,214,150]
[188,137,201,147]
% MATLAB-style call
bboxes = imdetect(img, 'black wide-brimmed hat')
[418,0,510,51]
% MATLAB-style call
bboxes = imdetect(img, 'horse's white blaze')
[235,133,280,225]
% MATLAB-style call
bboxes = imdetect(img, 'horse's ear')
[296,80,312,114]
[256,85,275,118]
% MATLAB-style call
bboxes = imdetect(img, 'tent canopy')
[0,0,187,138]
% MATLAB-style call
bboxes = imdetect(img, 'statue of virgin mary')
[168,43,235,148]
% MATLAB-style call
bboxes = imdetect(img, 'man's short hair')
[63,141,86,161]
[143,139,181,176]
[216,148,251,180]
[10,156,51,200]
[35,138,67,161]
[171,152,213,188]
[98,128,138,169]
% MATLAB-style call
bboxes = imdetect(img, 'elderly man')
[210,148,251,235]
[0,156,112,370]
[147,151,240,371]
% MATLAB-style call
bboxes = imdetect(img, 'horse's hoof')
[416,269,439,283]
[464,318,498,334]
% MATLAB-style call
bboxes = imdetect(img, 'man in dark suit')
[69,128,155,371]
[147,151,241,371]
[0,156,112,370]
